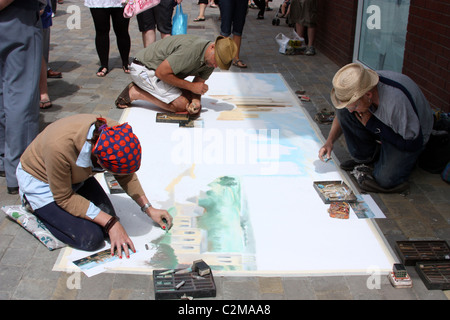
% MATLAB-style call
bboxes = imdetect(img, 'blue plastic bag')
[172,4,188,35]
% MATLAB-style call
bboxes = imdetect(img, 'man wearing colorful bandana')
[115,34,237,114]
[16,114,172,258]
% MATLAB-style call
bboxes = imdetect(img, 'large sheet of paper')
[54,73,395,277]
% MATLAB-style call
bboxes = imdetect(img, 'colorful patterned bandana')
[93,122,141,174]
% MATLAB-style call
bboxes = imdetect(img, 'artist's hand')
[355,111,372,126]
[191,82,209,95]
[147,207,173,231]
[0,0,14,11]
[318,141,333,162]
[108,222,136,259]
[187,100,202,114]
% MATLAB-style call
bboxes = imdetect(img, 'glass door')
[353,0,410,72]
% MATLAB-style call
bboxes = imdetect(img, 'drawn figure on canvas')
[115,35,237,115]
[319,63,433,193]
[16,114,173,258]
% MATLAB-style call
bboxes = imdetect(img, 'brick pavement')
[0,0,449,301]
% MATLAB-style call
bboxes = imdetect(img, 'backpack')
[441,161,450,183]
[418,111,450,174]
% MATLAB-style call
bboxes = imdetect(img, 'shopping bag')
[172,4,188,35]
[275,30,305,55]
[122,0,161,18]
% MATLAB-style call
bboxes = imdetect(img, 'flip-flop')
[96,66,109,77]
[194,17,205,22]
[115,82,135,109]
[39,100,52,109]
[232,59,247,68]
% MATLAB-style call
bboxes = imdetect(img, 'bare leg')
[233,35,242,60]
[307,27,315,47]
[142,29,156,48]
[295,23,305,38]
[39,56,52,109]
[195,3,207,20]
[160,33,170,40]
[232,35,247,67]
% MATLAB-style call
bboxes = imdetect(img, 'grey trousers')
[0,6,42,188]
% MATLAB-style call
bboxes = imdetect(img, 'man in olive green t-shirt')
[115,35,237,115]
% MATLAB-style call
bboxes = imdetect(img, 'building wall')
[403,0,450,112]
[316,0,449,112]
[315,0,358,67]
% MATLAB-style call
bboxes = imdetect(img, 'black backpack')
[378,75,450,174]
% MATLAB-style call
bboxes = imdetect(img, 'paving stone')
[222,278,260,300]
[51,273,79,300]
[13,278,56,300]
[258,277,284,294]
[282,277,316,300]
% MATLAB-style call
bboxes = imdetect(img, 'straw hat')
[330,63,379,109]
[214,36,237,70]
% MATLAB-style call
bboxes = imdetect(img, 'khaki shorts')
[129,62,182,104]
[289,0,318,27]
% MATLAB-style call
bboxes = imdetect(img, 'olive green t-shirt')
[134,34,214,80]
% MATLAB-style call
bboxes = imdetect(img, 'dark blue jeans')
[219,0,248,36]
[33,177,116,251]
[337,108,424,188]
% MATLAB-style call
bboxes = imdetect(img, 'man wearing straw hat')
[115,34,237,115]
[319,63,434,193]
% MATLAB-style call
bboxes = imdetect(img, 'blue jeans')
[219,0,248,37]
[32,177,116,251]
[337,109,424,188]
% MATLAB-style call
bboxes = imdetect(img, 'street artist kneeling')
[16,114,172,258]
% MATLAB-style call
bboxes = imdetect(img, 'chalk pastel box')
[415,262,450,290]
[313,181,357,204]
[153,269,216,300]
[396,240,450,266]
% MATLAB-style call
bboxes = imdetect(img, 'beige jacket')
[20,114,145,218]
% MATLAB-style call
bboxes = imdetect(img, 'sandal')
[232,59,247,68]
[115,82,135,109]
[39,100,52,109]
[123,65,130,74]
[96,66,109,77]
[194,17,205,22]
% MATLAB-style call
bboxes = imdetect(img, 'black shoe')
[0,170,5,177]
[340,159,359,171]
[7,186,19,195]
[360,179,409,194]
[340,159,374,171]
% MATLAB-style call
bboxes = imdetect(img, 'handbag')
[122,0,161,18]
[172,3,188,35]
